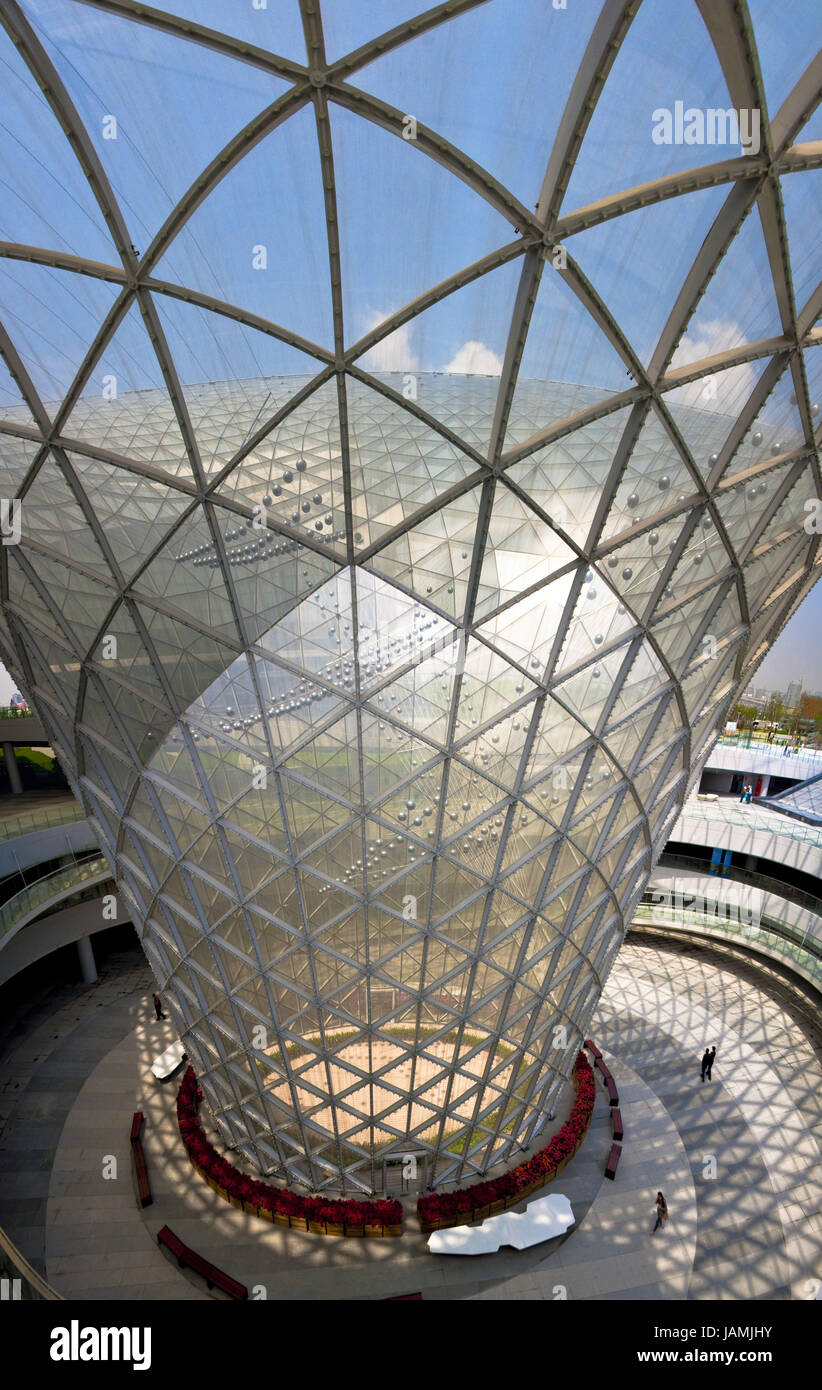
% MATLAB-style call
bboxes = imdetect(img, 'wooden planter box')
[308,1219,325,1234]
[472,1204,491,1222]
[383,1223,402,1238]
[258,1205,274,1222]
[345,1224,364,1237]
[243,1199,259,1216]
[273,1211,289,1227]
[289,1216,309,1231]
[489,1199,505,1216]
[325,1222,345,1237]
[229,1193,244,1210]
[364,1223,384,1237]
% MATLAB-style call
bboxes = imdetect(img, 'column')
[3,743,23,795]
[76,935,98,985]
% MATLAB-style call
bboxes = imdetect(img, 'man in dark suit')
[705,1046,717,1080]
[700,1048,711,1083]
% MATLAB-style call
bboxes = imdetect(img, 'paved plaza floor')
[1,936,819,1300]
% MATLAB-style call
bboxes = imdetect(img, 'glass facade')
[0,1,820,1192]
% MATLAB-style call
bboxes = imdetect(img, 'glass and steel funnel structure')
[0,0,820,1191]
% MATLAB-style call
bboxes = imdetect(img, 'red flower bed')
[176,1067,402,1233]
[417,1051,596,1229]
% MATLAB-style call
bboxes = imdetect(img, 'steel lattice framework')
[0,0,820,1192]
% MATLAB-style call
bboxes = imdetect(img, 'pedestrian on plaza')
[700,1047,711,1083]
[153,992,166,1021]
[651,1191,668,1235]
[738,782,746,802]
[705,1046,716,1080]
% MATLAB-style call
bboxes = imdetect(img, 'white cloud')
[360,312,419,373]
[668,317,757,412]
[443,340,504,375]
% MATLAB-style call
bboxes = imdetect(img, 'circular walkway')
[1,937,820,1300]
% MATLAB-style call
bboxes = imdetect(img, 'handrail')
[0,802,87,842]
[657,850,822,919]
[0,855,111,947]
[635,896,822,985]
[0,1225,62,1300]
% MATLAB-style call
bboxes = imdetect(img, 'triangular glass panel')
[32,2,288,249]
[283,709,362,805]
[474,483,577,620]
[452,699,539,791]
[552,643,630,732]
[566,184,727,369]
[670,205,783,370]
[67,450,191,581]
[504,406,632,547]
[721,362,808,483]
[477,571,576,678]
[154,103,333,347]
[506,273,630,450]
[214,378,346,557]
[355,260,521,454]
[0,261,120,411]
[554,568,636,673]
[596,515,688,618]
[367,485,483,621]
[331,101,514,353]
[562,0,738,209]
[63,299,195,482]
[21,456,113,577]
[134,504,240,641]
[256,567,354,684]
[600,405,697,544]
[152,293,325,477]
[344,375,480,549]
[661,357,769,478]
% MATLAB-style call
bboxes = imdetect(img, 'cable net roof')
[0,0,821,1191]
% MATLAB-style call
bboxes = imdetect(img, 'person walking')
[153,992,166,1021]
[651,1191,668,1235]
[705,1045,716,1080]
[700,1047,711,1083]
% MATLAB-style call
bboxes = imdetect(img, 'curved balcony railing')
[0,801,87,842]
[634,894,822,989]
[0,855,111,949]
[657,850,822,919]
[0,1226,61,1300]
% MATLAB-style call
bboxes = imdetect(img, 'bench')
[604,1143,621,1180]
[131,1140,152,1208]
[157,1225,248,1300]
[584,1040,602,1060]
[130,1111,152,1207]
[595,1060,619,1107]
[611,1107,623,1142]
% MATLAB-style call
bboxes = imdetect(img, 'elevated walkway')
[0,714,48,746]
[0,855,111,953]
